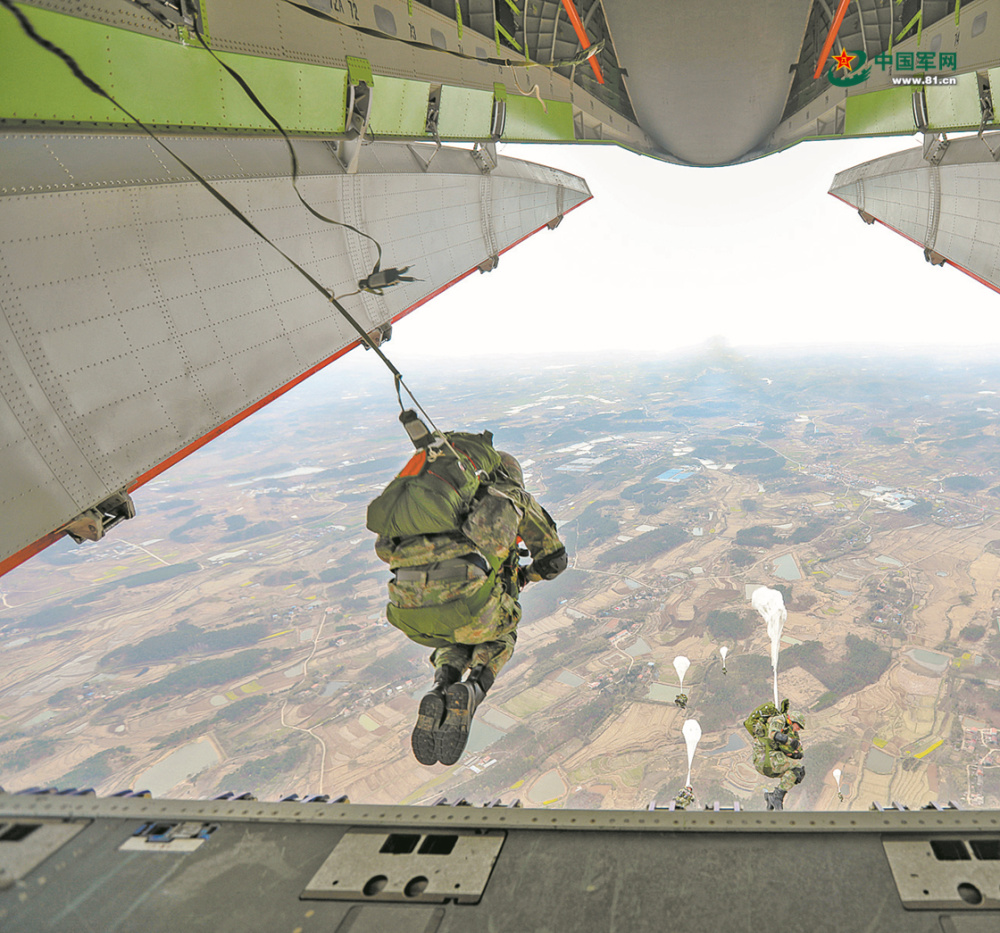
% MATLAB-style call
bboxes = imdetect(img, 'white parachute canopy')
[673,655,690,688]
[719,646,728,664]
[752,586,787,704]
[833,768,843,791]
[682,718,702,787]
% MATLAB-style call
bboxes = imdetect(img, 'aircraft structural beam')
[1,792,999,930]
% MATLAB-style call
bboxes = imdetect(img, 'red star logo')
[832,48,857,72]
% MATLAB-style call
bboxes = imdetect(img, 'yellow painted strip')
[263,629,294,640]
[916,739,943,759]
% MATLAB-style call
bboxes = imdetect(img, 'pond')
[865,747,895,775]
[772,553,801,581]
[629,638,652,656]
[481,707,517,730]
[909,648,951,673]
[528,768,567,803]
[466,720,506,755]
[646,683,684,703]
[135,739,221,796]
[705,733,747,756]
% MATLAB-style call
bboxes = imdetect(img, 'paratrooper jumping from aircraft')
[673,785,695,810]
[369,414,566,766]
[744,698,806,811]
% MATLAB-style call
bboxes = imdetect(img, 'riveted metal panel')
[0,819,90,886]
[0,4,347,133]
[502,96,575,141]
[829,135,1000,294]
[927,72,986,131]
[845,86,917,135]
[990,67,1000,124]
[302,828,505,903]
[883,837,1000,910]
[437,85,494,138]
[369,76,433,136]
[0,134,590,568]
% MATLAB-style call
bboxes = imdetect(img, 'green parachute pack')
[743,698,790,740]
[366,430,502,541]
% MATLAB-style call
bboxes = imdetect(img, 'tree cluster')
[216,743,309,793]
[101,620,269,668]
[153,695,270,749]
[705,609,753,642]
[781,635,891,699]
[576,502,621,548]
[944,475,987,492]
[103,649,275,711]
[693,654,773,733]
[56,746,133,790]
[596,525,687,566]
[735,525,776,548]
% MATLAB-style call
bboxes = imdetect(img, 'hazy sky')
[378,135,999,363]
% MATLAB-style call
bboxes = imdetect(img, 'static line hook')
[358,265,418,295]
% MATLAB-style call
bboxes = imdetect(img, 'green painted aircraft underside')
[3,0,999,163]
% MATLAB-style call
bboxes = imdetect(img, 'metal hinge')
[62,490,136,544]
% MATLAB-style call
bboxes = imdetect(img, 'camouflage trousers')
[387,564,522,680]
[431,630,518,679]
[429,587,520,678]
[752,742,804,792]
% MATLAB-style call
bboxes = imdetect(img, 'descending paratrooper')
[673,785,695,810]
[744,698,806,810]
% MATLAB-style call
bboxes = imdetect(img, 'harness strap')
[394,554,489,584]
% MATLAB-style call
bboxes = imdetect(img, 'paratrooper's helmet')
[786,710,807,730]
[497,451,523,486]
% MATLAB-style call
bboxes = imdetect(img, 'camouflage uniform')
[376,477,564,679]
[752,716,805,792]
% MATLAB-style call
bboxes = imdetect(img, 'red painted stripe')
[813,0,853,80]
[828,191,1000,295]
[0,194,593,579]
[0,531,63,579]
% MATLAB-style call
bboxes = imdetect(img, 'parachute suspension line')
[3,0,442,452]
[277,0,604,74]
[187,21,384,276]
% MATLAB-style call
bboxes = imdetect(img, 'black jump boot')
[764,787,787,811]
[438,666,494,766]
[411,665,461,765]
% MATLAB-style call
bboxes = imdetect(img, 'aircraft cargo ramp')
[1,791,999,931]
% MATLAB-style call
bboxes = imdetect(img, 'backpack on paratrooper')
[743,698,790,741]
[366,429,504,548]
